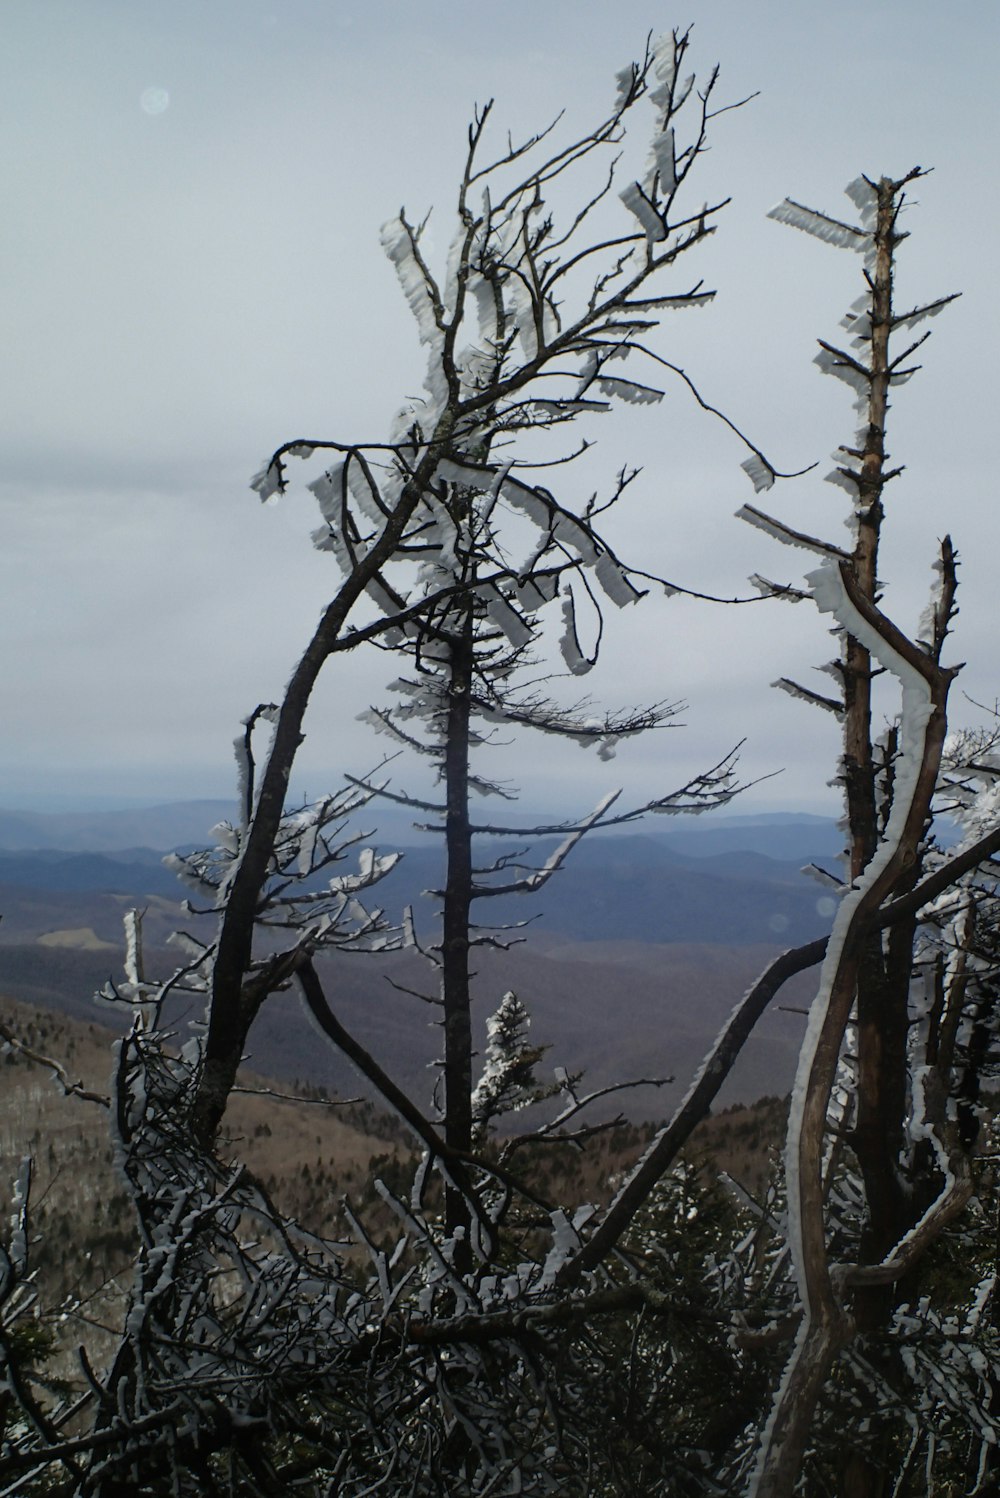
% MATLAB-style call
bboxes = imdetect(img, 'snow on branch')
[483,584,535,649]
[528,788,621,882]
[772,677,845,718]
[595,374,664,404]
[741,454,776,493]
[649,125,677,195]
[593,550,644,606]
[649,30,679,104]
[749,573,808,603]
[892,292,961,332]
[767,198,870,252]
[470,991,555,1141]
[0,1021,110,1108]
[380,216,443,346]
[737,503,850,560]
[250,457,283,503]
[558,586,594,676]
[619,180,667,241]
[814,342,871,395]
[843,174,878,226]
[472,790,622,899]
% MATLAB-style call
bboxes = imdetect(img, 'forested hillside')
[0,993,789,1392]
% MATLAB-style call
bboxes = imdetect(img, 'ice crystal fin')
[250,460,282,503]
[380,217,441,346]
[768,198,870,251]
[737,504,849,559]
[559,588,593,676]
[749,573,807,603]
[741,454,776,493]
[595,375,664,405]
[485,588,534,648]
[650,127,677,195]
[614,61,639,109]
[594,552,643,606]
[813,345,870,394]
[844,175,878,227]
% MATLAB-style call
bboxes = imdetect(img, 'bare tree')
[542,167,1000,1497]
[193,22,771,1285]
[731,172,1000,1498]
[341,535,744,1264]
[186,23,781,1158]
[0,30,780,1495]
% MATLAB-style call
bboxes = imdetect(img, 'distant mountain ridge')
[0,800,843,852]
[0,801,841,1110]
[0,849,180,896]
[0,835,839,948]
[0,801,238,853]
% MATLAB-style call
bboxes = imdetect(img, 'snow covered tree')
[210,22,769,1287]
[340,509,741,1262]
[729,172,1000,1498]
[470,991,553,1144]
[187,24,779,1163]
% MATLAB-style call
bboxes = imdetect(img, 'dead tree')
[733,172,998,1498]
[185,25,782,1153]
[195,25,777,1260]
[0,31,784,1496]
[543,167,1000,1498]
[344,527,742,1265]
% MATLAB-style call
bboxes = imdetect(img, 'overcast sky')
[3,0,997,820]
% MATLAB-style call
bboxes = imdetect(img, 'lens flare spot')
[816,895,837,918]
[140,87,170,116]
[768,912,789,934]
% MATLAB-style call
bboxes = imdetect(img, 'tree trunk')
[441,610,476,1269]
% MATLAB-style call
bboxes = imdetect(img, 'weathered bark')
[753,171,968,1498]
[841,178,897,885]
[440,610,476,1264]
[191,425,456,1146]
[847,180,915,1279]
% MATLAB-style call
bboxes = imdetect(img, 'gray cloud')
[3,0,997,816]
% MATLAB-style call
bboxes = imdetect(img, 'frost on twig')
[747,170,991,1498]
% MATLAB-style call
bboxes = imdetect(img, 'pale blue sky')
[3,1,997,814]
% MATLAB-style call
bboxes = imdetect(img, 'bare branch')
[559,937,828,1285]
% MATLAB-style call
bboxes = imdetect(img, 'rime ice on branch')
[741,172,999,1498]
[200,28,780,1235]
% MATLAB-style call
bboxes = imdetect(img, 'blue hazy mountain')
[0,809,841,948]
[0,803,842,1110]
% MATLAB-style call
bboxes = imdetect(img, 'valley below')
[0,802,844,1435]
[0,804,838,1117]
